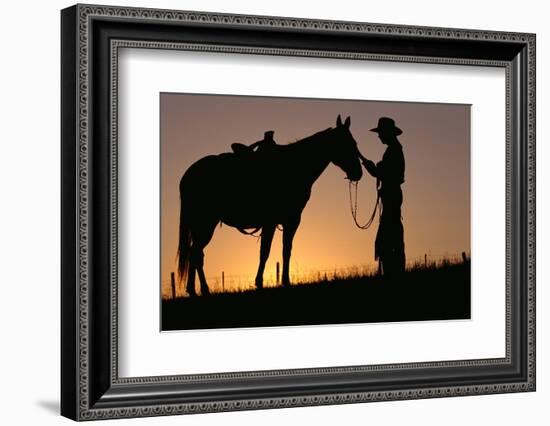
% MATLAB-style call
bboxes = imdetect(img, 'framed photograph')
[61,4,536,421]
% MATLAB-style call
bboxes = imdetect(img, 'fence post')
[222,271,225,292]
[424,254,427,268]
[276,262,280,285]
[170,272,176,299]
[461,252,467,263]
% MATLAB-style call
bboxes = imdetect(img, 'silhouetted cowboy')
[361,117,406,277]
[231,130,277,156]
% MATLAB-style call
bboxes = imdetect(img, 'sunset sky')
[160,93,470,297]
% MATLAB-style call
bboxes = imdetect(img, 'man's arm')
[361,158,378,178]
[357,149,378,178]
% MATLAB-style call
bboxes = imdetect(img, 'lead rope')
[349,180,380,229]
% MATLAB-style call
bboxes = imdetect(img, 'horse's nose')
[348,168,362,182]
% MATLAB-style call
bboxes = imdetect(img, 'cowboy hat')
[370,117,402,136]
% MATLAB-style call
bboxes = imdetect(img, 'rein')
[349,180,380,229]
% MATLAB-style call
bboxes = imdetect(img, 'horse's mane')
[278,127,333,151]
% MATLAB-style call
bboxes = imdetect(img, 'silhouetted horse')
[178,115,363,296]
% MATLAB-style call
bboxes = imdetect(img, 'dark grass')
[162,261,471,331]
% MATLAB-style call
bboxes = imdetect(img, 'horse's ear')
[336,115,343,127]
[344,116,351,128]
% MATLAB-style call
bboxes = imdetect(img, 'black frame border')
[61,4,535,421]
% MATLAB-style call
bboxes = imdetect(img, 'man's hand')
[361,157,378,178]
[361,158,375,170]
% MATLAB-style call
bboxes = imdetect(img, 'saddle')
[230,142,253,156]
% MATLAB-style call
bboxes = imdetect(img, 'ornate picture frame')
[61,4,535,420]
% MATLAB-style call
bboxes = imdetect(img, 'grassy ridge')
[162,261,470,331]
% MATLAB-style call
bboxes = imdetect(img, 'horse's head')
[329,115,363,182]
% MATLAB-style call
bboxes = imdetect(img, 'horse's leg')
[255,224,276,289]
[190,221,217,296]
[186,266,197,297]
[281,217,300,287]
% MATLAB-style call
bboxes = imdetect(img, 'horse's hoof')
[255,281,263,290]
[187,291,197,298]
[201,287,210,296]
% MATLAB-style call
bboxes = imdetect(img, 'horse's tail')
[177,183,192,285]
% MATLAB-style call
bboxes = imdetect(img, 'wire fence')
[162,251,470,300]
